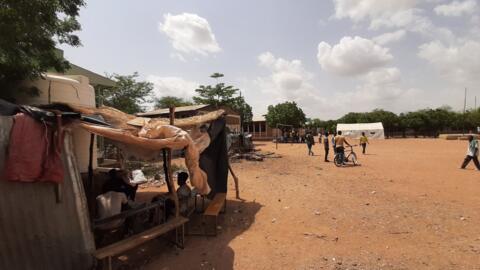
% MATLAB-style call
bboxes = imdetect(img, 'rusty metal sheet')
[0,119,95,270]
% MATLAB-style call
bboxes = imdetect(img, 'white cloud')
[418,39,480,83]
[159,13,221,57]
[331,0,455,42]
[146,75,199,100]
[332,0,422,29]
[253,52,330,116]
[434,0,477,16]
[334,67,426,113]
[258,52,312,91]
[317,36,393,76]
[373,30,407,45]
[362,67,402,85]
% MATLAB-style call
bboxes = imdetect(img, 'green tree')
[230,95,253,123]
[154,96,193,109]
[194,79,238,107]
[367,109,399,138]
[0,0,85,99]
[265,101,306,128]
[97,72,153,114]
[193,73,253,124]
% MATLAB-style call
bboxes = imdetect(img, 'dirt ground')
[124,138,480,270]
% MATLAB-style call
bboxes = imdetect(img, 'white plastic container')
[17,74,97,173]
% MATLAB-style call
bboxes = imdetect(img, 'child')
[176,172,192,215]
[461,135,480,170]
[360,132,369,154]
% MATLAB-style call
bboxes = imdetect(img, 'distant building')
[138,104,241,133]
[244,116,280,141]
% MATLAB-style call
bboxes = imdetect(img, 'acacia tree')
[154,96,193,109]
[193,73,253,124]
[96,73,153,114]
[0,0,85,100]
[265,101,306,128]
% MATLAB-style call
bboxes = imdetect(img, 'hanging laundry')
[3,113,64,183]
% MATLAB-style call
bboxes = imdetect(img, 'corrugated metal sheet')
[0,117,96,270]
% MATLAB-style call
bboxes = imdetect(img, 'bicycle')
[334,145,358,167]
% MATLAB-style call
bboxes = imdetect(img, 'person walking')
[323,131,330,162]
[306,132,315,156]
[360,132,369,154]
[461,135,480,170]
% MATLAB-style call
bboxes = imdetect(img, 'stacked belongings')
[0,99,74,183]
[37,103,229,197]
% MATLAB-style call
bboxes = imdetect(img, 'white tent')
[336,122,385,139]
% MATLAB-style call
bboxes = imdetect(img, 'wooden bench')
[95,216,188,270]
[203,193,227,236]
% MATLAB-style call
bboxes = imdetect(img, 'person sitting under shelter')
[96,191,128,230]
[103,169,138,201]
[176,172,192,216]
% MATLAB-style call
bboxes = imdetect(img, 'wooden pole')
[228,163,240,199]
[168,107,180,217]
[87,133,95,214]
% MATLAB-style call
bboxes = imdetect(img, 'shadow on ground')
[109,199,262,270]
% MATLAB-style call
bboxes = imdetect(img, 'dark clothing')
[361,143,367,154]
[336,146,345,164]
[307,143,313,155]
[324,147,329,161]
[323,137,329,149]
[461,155,480,170]
[103,178,138,201]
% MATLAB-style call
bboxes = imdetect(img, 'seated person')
[96,191,128,230]
[176,172,192,216]
[103,169,138,201]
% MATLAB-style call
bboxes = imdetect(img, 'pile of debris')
[230,151,282,162]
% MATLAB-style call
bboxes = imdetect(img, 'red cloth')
[3,113,64,183]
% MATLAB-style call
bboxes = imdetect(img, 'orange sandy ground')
[123,139,480,270]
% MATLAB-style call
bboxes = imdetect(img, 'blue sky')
[60,0,480,119]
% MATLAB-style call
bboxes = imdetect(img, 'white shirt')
[96,191,128,230]
[467,139,479,157]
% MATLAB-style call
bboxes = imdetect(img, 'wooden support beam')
[168,106,180,218]
[228,163,240,199]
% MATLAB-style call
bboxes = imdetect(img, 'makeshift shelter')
[0,100,231,269]
[336,122,385,139]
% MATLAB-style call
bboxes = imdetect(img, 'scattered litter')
[371,191,377,195]
[460,216,466,221]
[314,210,321,215]
[230,151,282,162]
[271,218,277,223]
